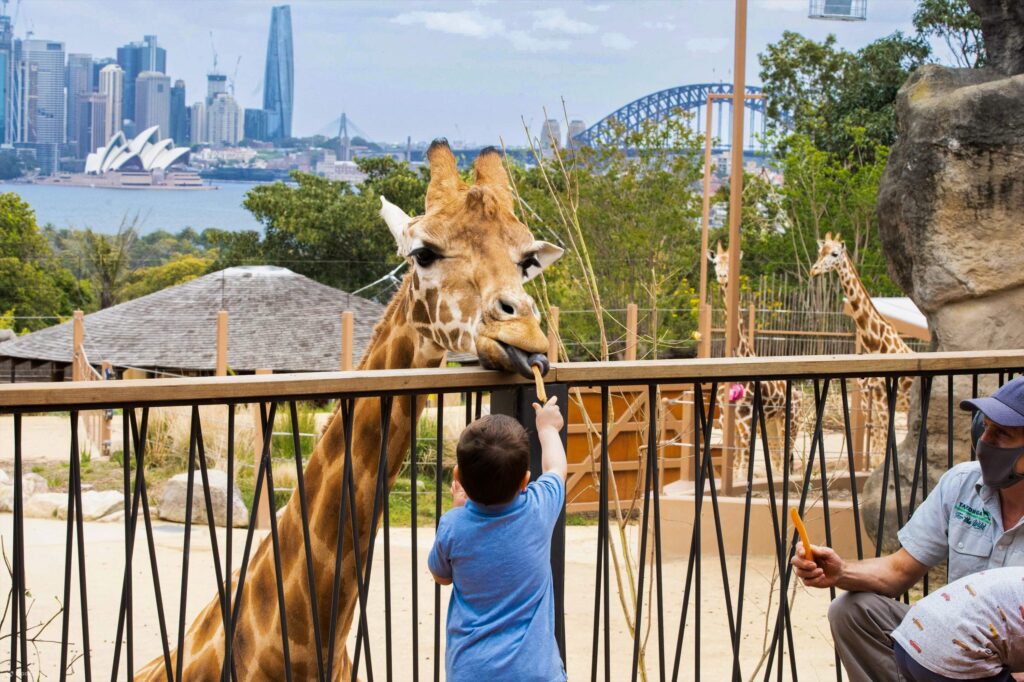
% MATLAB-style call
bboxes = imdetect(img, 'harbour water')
[0,180,265,234]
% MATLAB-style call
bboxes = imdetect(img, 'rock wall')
[866,3,1024,550]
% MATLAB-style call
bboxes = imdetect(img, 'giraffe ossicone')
[136,139,563,681]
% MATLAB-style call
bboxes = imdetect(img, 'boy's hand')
[451,478,468,508]
[532,396,564,433]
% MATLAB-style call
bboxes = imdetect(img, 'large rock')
[868,3,1024,550]
[158,469,248,528]
[0,473,49,513]
[23,492,68,519]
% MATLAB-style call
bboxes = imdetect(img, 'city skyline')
[22,0,938,146]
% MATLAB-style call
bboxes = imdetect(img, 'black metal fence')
[1,351,1021,681]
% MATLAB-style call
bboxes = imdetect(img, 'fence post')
[697,303,711,358]
[341,311,354,371]
[547,306,560,364]
[216,310,229,377]
[72,310,85,381]
[491,382,569,665]
[747,303,756,350]
[625,303,638,361]
[101,360,112,456]
[252,368,273,529]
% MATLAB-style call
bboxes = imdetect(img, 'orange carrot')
[532,364,547,403]
[790,508,814,562]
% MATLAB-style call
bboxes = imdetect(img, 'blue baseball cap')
[960,376,1024,428]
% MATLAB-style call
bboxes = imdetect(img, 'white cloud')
[643,21,676,31]
[686,37,729,53]
[532,8,598,35]
[752,0,805,12]
[391,10,503,38]
[507,30,571,52]
[585,3,612,11]
[601,32,636,51]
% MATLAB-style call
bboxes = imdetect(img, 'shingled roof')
[0,266,386,374]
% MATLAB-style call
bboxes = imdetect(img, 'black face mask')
[976,440,1024,490]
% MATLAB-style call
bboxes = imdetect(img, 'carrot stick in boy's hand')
[790,508,814,562]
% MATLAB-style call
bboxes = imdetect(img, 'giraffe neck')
[720,282,756,358]
[836,253,900,354]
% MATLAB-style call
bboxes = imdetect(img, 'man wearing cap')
[792,376,1024,682]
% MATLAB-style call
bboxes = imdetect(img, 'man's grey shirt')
[898,461,1024,581]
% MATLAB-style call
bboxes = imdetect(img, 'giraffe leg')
[733,404,752,480]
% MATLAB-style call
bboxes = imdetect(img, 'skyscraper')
[189,101,207,144]
[541,119,561,156]
[116,35,165,122]
[14,39,65,145]
[206,73,227,104]
[97,63,123,143]
[567,119,586,147]
[91,57,116,89]
[135,71,170,135]
[262,5,293,140]
[65,53,93,155]
[0,15,13,144]
[78,92,107,157]
[207,92,243,145]
[169,79,187,144]
[244,108,268,141]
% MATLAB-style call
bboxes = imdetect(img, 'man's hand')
[451,478,468,508]
[792,543,845,589]
[533,396,564,433]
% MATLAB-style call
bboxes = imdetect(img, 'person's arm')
[792,544,929,597]
[533,397,566,481]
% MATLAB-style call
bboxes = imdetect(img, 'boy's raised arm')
[533,397,567,481]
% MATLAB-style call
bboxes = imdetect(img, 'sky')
[25,0,931,146]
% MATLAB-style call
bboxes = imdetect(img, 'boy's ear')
[453,465,460,483]
[520,470,531,492]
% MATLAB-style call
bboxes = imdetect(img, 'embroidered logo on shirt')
[953,502,992,531]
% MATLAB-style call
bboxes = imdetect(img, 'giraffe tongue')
[499,342,548,380]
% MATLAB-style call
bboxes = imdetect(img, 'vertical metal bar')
[812,383,840,682]
[12,412,29,680]
[433,394,444,682]
[223,405,235,682]
[591,386,608,682]
[326,399,355,682]
[58,411,78,682]
[840,382,864,560]
[73,415,93,682]
[123,409,133,680]
[174,408,201,682]
[383,402,394,682]
[630,386,655,682]
[970,373,979,461]
[649,384,667,682]
[410,398,420,682]
[289,401,326,682]
[194,417,230,618]
[947,374,954,470]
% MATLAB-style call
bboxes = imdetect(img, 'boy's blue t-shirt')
[428,471,566,682]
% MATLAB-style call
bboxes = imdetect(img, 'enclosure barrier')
[1,350,1021,681]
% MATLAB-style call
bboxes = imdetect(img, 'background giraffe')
[136,141,563,680]
[707,242,800,474]
[810,232,913,464]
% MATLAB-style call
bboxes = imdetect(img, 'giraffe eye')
[410,247,441,268]
[519,255,541,277]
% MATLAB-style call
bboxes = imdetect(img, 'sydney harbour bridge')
[318,82,786,164]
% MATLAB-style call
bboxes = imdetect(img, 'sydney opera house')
[84,126,190,174]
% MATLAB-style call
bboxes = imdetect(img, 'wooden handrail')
[1,350,1022,410]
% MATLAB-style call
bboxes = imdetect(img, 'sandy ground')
[1,515,843,681]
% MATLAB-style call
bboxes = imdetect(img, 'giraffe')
[810,232,913,464]
[707,242,800,475]
[136,141,563,680]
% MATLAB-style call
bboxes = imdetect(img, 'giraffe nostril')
[499,300,516,316]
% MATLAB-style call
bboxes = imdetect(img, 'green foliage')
[120,253,215,301]
[515,114,705,359]
[0,193,88,331]
[759,30,930,160]
[214,157,425,291]
[0,150,26,180]
[77,223,137,308]
[914,0,984,68]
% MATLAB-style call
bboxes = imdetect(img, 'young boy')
[428,397,567,682]
[891,566,1024,681]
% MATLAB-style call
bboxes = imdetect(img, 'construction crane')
[209,30,218,73]
[229,55,241,96]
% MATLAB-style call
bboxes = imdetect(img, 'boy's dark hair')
[456,414,530,505]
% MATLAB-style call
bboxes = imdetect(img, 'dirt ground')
[2,515,843,681]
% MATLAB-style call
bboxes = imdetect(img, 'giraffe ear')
[426,139,466,211]
[707,249,717,263]
[379,195,412,256]
[835,232,842,243]
[473,147,514,211]
[825,231,833,242]
[523,241,564,282]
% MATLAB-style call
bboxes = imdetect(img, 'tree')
[78,222,137,308]
[759,31,930,160]
[120,254,214,301]
[223,156,424,291]
[0,193,88,330]
[0,150,25,180]
[914,0,984,68]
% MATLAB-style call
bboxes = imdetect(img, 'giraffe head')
[707,241,741,289]
[379,140,563,378]
[809,232,845,277]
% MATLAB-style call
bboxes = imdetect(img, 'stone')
[78,490,126,521]
[0,473,51,513]
[157,469,248,528]
[22,473,47,497]
[0,469,9,484]
[868,11,1024,548]
[23,492,68,519]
